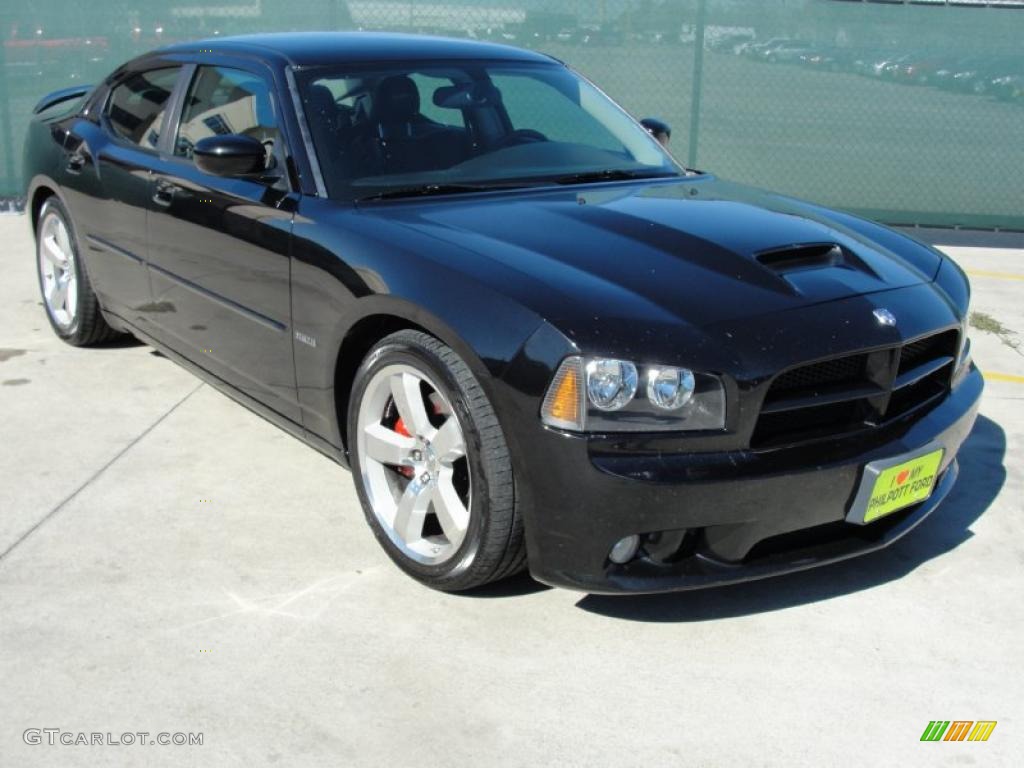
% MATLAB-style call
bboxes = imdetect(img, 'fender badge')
[873,308,897,327]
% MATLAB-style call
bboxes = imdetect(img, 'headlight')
[585,359,637,411]
[541,356,726,432]
[647,366,696,410]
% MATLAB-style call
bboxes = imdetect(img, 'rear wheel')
[348,330,525,591]
[35,197,119,346]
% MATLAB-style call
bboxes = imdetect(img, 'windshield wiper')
[354,183,506,202]
[353,172,673,201]
[550,169,679,185]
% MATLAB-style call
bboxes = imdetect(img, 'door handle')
[66,151,86,174]
[152,179,177,207]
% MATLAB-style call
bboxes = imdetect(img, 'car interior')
[303,71,543,187]
[308,74,469,182]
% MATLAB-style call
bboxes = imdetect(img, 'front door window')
[174,65,280,169]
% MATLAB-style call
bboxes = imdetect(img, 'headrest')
[374,75,420,123]
[307,84,336,117]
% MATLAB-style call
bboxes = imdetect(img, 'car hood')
[358,175,942,345]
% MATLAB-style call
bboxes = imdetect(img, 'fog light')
[608,534,640,564]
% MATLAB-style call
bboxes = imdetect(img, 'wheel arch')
[328,294,540,458]
[333,311,429,455]
[27,175,65,234]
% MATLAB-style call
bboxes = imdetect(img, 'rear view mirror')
[433,82,501,110]
[193,134,268,177]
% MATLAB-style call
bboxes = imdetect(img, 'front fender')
[289,199,545,450]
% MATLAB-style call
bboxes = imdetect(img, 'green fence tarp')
[2,0,1022,228]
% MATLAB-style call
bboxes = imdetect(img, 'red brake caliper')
[393,418,415,478]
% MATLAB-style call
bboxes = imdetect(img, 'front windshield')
[296,60,682,200]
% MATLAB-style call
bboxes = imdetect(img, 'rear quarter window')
[105,67,181,149]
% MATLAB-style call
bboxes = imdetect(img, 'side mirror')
[193,134,268,177]
[640,117,672,147]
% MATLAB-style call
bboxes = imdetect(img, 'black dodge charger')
[23,33,982,593]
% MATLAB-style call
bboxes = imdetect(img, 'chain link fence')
[1,0,1022,227]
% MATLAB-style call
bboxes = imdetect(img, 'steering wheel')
[493,129,548,149]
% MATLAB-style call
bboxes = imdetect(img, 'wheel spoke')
[363,423,415,466]
[48,282,68,313]
[65,277,78,317]
[393,479,431,544]
[42,235,66,267]
[390,372,432,438]
[55,223,72,258]
[431,417,465,464]
[431,474,470,542]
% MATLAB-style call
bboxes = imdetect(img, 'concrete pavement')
[1,213,1022,767]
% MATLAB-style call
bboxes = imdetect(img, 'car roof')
[157,31,555,68]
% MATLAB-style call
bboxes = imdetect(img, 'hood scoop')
[755,243,856,273]
[753,241,882,299]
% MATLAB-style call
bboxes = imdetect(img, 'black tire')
[348,329,526,591]
[35,196,120,346]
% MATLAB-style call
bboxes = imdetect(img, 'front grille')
[752,329,959,449]
[898,333,955,375]
[770,353,871,394]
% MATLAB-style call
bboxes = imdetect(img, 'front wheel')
[348,330,526,591]
[35,197,119,346]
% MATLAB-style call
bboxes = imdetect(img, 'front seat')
[369,75,465,174]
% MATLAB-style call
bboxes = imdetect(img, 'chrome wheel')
[356,364,472,566]
[38,211,78,329]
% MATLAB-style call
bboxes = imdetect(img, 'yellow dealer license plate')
[847,447,945,525]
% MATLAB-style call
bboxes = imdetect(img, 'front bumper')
[514,366,983,594]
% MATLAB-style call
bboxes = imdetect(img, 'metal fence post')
[687,0,707,169]
[0,38,15,198]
